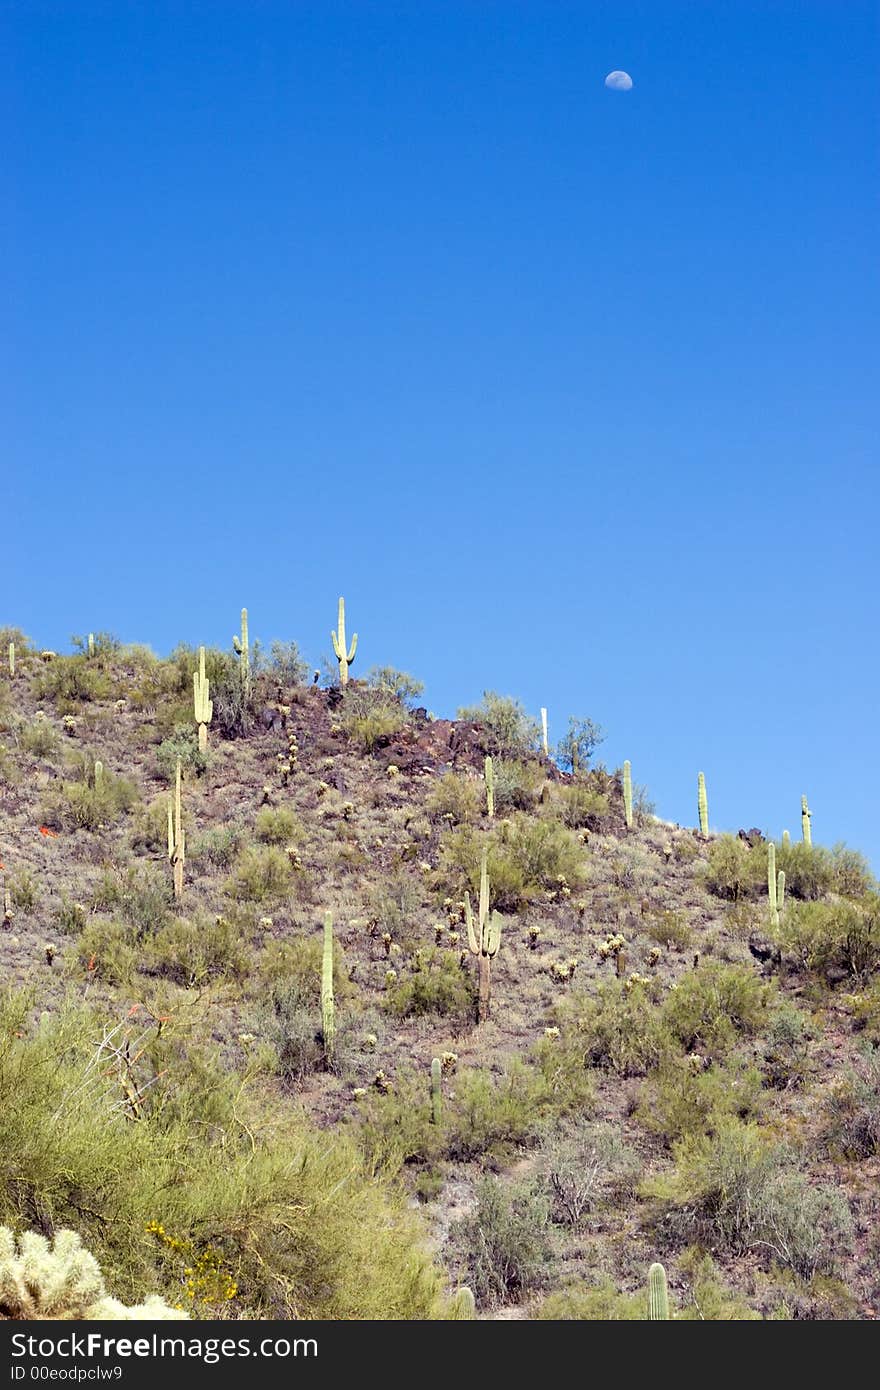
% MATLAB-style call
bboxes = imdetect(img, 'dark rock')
[738,828,765,847]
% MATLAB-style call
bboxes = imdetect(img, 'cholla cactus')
[0,1227,187,1320]
[464,849,502,1023]
[193,646,213,753]
[647,1261,670,1320]
[331,597,357,687]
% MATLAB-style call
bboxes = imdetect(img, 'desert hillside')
[1,623,878,1320]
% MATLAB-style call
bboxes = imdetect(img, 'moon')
[605,70,633,91]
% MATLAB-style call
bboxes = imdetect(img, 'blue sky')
[5,2,878,866]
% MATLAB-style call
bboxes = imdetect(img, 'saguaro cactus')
[321,912,335,1064]
[777,868,785,915]
[540,707,549,757]
[431,1057,442,1125]
[465,849,503,1023]
[648,1262,670,1320]
[331,597,358,687]
[768,842,778,925]
[484,756,495,818]
[193,646,213,752]
[623,760,633,829]
[8,643,14,678]
[782,829,791,847]
[801,795,812,847]
[167,759,185,900]
[698,772,709,837]
[448,1286,476,1319]
[87,633,95,659]
[232,608,250,698]
[93,760,104,789]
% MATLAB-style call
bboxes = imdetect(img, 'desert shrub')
[660,962,770,1054]
[559,980,667,1078]
[368,871,423,944]
[156,727,207,782]
[338,687,407,752]
[386,949,476,1020]
[268,640,311,686]
[848,979,880,1042]
[225,846,292,904]
[554,717,605,775]
[32,657,112,709]
[0,992,445,1318]
[365,666,425,708]
[704,836,764,901]
[448,1177,553,1306]
[42,765,138,833]
[258,937,353,1006]
[638,1055,764,1141]
[76,919,138,984]
[491,759,544,814]
[19,718,59,758]
[92,865,172,937]
[188,822,249,870]
[539,1120,639,1228]
[556,782,612,831]
[821,1050,880,1159]
[52,895,88,937]
[537,1281,645,1319]
[456,692,540,757]
[442,816,583,910]
[779,896,880,981]
[444,1062,548,1163]
[762,1001,816,1090]
[775,841,835,901]
[254,806,302,845]
[264,984,325,1082]
[829,844,875,897]
[645,910,693,950]
[356,1068,442,1177]
[645,1119,854,1277]
[8,870,39,914]
[427,772,483,825]
[130,795,191,855]
[141,915,250,987]
[532,1032,597,1114]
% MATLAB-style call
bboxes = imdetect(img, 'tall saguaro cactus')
[801,795,812,847]
[540,708,549,757]
[431,1057,442,1125]
[465,849,503,1023]
[768,842,778,925]
[167,759,185,899]
[321,912,336,1065]
[777,869,786,915]
[193,646,213,752]
[8,643,14,678]
[698,772,709,837]
[232,608,250,698]
[331,597,357,687]
[484,756,495,818]
[648,1263,670,1320]
[623,760,633,829]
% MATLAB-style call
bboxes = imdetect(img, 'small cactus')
[331,596,357,686]
[782,829,791,847]
[698,771,709,836]
[0,1227,187,1320]
[321,912,335,1065]
[448,1286,476,1319]
[648,1262,670,1319]
[623,759,633,829]
[768,841,778,924]
[167,759,185,900]
[801,795,812,847]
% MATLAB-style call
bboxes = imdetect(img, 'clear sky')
[5,2,878,867]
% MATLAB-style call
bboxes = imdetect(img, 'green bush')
[660,962,770,1054]
[645,1118,854,1277]
[268,640,311,686]
[254,806,302,845]
[42,764,138,833]
[8,870,39,914]
[537,1281,645,1319]
[338,688,407,752]
[32,657,112,709]
[448,1177,553,1306]
[554,717,605,775]
[704,835,764,901]
[779,896,880,981]
[0,992,445,1318]
[558,979,667,1078]
[366,667,425,708]
[490,759,544,814]
[142,915,251,987]
[427,772,483,826]
[156,728,207,782]
[439,817,583,911]
[19,718,60,758]
[356,1068,441,1177]
[188,822,248,870]
[456,692,540,757]
[258,936,353,1006]
[445,1061,548,1162]
[386,950,476,1020]
[555,782,612,831]
[822,1051,880,1159]
[774,841,835,901]
[264,984,325,1083]
[638,1055,764,1141]
[539,1120,638,1227]
[225,846,293,904]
